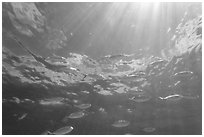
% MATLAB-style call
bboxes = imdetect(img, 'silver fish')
[18,113,28,120]
[68,111,85,119]
[39,97,64,106]
[173,71,193,77]
[159,94,183,101]
[12,97,21,104]
[74,103,91,109]
[53,126,74,135]
[112,120,130,128]
[81,90,90,94]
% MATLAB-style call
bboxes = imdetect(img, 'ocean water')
[2,76,202,135]
[2,45,202,135]
[2,2,202,135]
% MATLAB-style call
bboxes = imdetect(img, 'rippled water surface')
[2,2,202,135]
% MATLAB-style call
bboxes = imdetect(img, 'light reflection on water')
[2,2,202,135]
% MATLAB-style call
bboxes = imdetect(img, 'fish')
[24,98,32,102]
[159,94,183,101]
[112,120,130,128]
[149,60,165,67]
[39,97,65,106]
[53,126,74,135]
[74,103,91,109]
[80,90,90,94]
[159,93,199,102]
[167,27,171,33]
[171,35,176,41]
[12,97,21,104]
[18,113,28,120]
[68,111,85,119]
[174,80,181,86]
[173,71,193,77]
[39,100,64,106]
[23,98,35,103]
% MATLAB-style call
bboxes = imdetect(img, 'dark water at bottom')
[2,85,202,135]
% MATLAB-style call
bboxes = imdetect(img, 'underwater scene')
[2,2,202,135]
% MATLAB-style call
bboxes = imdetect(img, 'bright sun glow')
[90,2,162,54]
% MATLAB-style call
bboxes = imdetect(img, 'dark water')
[2,2,202,135]
[2,57,202,135]
[2,82,202,135]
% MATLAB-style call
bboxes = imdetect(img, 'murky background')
[2,2,202,135]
